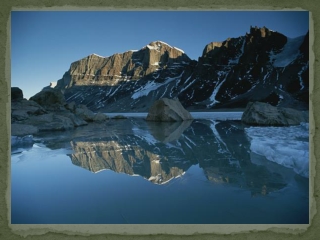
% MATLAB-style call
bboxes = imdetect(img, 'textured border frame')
[0,1,319,239]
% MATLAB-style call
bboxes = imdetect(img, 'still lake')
[11,112,309,224]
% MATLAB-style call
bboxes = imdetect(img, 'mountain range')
[51,26,309,112]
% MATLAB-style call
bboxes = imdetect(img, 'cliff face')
[177,26,308,110]
[56,41,190,89]
[52,26,309,111]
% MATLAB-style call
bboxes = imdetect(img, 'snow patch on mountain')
[157,41,172,48]
[147,44,160,51]
[179,76,196,93]
[131,72,184,99]
[228,37,246,65]
[173,46,185,53]
[269,35,305,67]
[298,62,308,90]
[49,82,57,88]
[207,71,230,107]
[92,53,105,58]
[145,41,185,54]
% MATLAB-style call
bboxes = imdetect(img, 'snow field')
[245,123,309,177]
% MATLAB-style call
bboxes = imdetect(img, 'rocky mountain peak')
[55,40,191,90]
[90,53,106,58]
[51,27,308,112]
[246,26,287,47]
[145,40,183,52]
[249,26,274,38]
[143,40,190,65]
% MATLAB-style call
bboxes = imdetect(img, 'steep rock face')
[177,26,309,110]
[55,41,191,111]
[53,27,309,112]
[56,41,190,88]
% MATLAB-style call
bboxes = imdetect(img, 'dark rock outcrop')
[177,26,308,110]
[29,88,66,110]
[11,99,47,122]
[11,88,108,137]
[146,98,193,122]
[11,87,23,101]
[241,101,308,126]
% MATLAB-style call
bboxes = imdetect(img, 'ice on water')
[245,123,309,178]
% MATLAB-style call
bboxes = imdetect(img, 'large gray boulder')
[74,105,96,122]
[93,112,108,122]
[58,111,88,127]
[241,102,308,126]
[146,98,193,122]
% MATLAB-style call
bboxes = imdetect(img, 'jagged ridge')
[52,26,309,112]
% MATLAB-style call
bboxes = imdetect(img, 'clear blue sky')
[11,11,309,99]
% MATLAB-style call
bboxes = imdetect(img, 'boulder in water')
[241,102,308,126]
[146,98,193,122]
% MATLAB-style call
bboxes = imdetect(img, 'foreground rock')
[146,98,193,122]
[11,98,47,122]
[29,88,66,111]
[11,88,108,137]
[241,102,308,126]
[11,87,24,101]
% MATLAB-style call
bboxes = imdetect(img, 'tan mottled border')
[0,1,319,240]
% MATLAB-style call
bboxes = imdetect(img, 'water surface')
[11,112,309,224]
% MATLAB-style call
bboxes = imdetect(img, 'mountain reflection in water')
[37,117,291,196]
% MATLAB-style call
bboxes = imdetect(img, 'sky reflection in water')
[11,113,309,224]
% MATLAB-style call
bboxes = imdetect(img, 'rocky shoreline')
[11,87,309,149]
[11,87,109,137]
